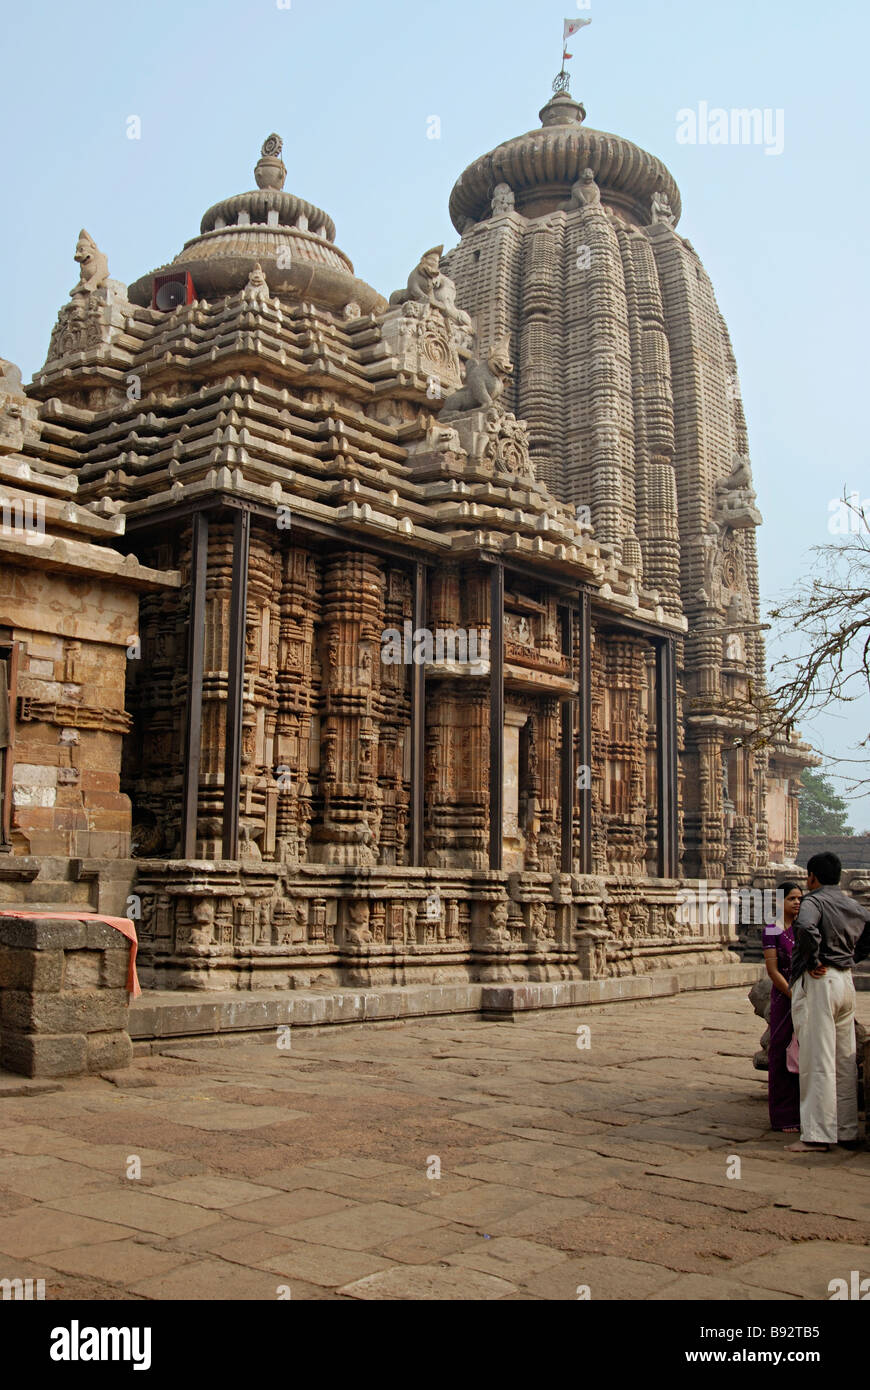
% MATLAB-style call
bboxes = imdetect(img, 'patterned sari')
[762,922,801,1130]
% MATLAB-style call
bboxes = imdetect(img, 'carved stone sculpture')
[389,246,443,308]
[482,900,512,948]
[188,899,215,951]
[491,183,515,215]
[650,189,676,227]
[74,230,110,294]
[529,901,554,949]
[345,900,374,947]
[714,454,763,529]
[442,333,513,413]
[389,246,471,329]
[244,263,270,302]
[566,168,601,209]
[0,359,39,454]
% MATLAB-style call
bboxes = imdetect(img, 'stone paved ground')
[1,986,869,1301]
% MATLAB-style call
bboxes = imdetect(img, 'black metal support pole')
[222,509,250,861]
[410,562,426,867]
[578,588,593,875]
[489,562,505,872]
[656,637,679,879]
[560,607,575,874]
[181,511,208,860]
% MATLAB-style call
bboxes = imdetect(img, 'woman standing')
[762,881,803,1132]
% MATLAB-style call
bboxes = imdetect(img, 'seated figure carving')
[564,168,601,210]
[389,246,471,328]
[714,454,762,529]
[442,333,513,413]
[74,229,110,294]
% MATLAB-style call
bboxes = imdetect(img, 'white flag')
[564,18,592,41]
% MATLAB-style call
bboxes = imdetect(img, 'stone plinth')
[0,916,131,1076]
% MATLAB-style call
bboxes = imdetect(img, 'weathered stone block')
[86,1030,133,1072]
[100,948,131,990]
[85,921,127,951]
[2,988,128,1034]
[0,918,88,952]
[63,950,102,991]
[0,947,63,992]
[0,1030,88,1078]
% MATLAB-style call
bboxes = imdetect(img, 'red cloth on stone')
[0,910,140,997]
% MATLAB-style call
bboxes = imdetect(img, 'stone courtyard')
[1,985,868,1301]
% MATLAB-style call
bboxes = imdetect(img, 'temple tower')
[443,84,788,882]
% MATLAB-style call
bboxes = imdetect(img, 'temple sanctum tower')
[0,87,810,993]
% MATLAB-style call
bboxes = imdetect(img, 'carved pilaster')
[310,551,385,866]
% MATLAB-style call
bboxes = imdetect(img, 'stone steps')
[130,962,760,1051]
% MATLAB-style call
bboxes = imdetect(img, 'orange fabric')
[0,910,140,997]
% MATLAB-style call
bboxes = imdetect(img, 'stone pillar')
[311,551,385,865]
[489,562,504,871]
[275,545,318,867]
[502,706,526,871]
[238,521,281,859]
[535,697,561,872]
[655,638,678,879]
[409,562,426,867]
[181,511,208,859]
[222,508,251,859]
[601,634,649,875]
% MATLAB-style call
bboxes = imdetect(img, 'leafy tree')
[798,768,854,836]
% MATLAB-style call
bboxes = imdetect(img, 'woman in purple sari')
[762,880,802,1132]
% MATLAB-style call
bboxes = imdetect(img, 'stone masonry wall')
[798,836,870,870]
[0,916,131,1077]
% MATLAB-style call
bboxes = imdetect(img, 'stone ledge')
[129,963,759,1046]
[0,1070,64,1098]
[480,964,758,1016]
[130,982,483,1041]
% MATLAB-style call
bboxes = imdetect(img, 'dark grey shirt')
[792,885,870,981]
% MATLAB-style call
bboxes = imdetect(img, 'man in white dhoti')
[788,852,870,1152]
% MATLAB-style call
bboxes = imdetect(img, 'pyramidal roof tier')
[127,134,385,314]
[449,89,682,231]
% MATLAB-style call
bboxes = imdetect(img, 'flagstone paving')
[0,986,868,1300]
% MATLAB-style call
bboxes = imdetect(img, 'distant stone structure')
[798,835,870,869]
[0,84,811,995]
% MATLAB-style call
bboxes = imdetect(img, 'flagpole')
[554,16,590,94]
[553,35,569,95]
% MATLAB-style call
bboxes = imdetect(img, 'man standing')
[787,852,870,1152]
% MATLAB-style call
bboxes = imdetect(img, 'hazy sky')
[2,0,868,827]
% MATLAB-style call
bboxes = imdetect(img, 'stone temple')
[0,87,811,999]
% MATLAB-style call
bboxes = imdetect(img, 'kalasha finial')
[255,133,286,191]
